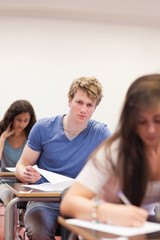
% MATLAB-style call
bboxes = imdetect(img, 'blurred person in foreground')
[61,74,160,227]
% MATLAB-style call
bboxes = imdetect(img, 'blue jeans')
[24,201,60,240]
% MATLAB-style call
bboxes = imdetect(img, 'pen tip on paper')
[117,190,122,195]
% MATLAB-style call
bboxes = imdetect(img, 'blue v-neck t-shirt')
[27,115,111,183]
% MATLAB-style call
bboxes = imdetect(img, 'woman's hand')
[1,123,15,139]
[0,123,16,159]
[99,203,148,227]
[23,165,41,183]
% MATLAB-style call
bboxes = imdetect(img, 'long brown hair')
[104,74,160,206]
[0,100,36,137]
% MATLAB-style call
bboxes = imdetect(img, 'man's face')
[68,89,96,125]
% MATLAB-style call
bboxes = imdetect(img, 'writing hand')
[100,204,148,227]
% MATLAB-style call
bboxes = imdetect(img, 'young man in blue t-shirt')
[16,76,111,240]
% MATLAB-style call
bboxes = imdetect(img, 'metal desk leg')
[4,196,60,240]
[4,197,20,240]
[68,232,78,240]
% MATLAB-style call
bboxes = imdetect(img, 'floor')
[0,204,61,240]
[0,204,27,240]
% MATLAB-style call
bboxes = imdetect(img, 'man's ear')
[68,98,71,107]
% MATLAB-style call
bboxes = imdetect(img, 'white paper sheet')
[22,167,75,191]
[22,181,74,192]
[101,237,128,240]
[66,219,160,237]
[5,167,16,172]
[33,166,74,184]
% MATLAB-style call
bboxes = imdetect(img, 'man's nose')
[80,105,87,112]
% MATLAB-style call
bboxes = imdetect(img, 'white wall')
[0,13,160,132]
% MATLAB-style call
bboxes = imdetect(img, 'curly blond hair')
[68,77,103,106]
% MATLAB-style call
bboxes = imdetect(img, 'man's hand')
[23,165,41,183]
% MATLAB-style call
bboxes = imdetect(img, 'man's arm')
[15,145,41,183]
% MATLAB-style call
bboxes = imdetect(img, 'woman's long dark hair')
[0,100,36,137]
[105,74,160,206]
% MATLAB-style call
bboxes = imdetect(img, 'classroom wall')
[0,4,160,132]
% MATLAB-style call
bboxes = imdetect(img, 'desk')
[58,216,160,240]
[0,168,16,179]
[5,183,61,240]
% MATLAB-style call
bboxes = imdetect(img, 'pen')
[118,190,131,205]
[154,202,160,217]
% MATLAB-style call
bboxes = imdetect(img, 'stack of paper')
[66,219,160,237]
[22,167,75,192]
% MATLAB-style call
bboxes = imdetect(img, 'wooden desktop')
[4,183,61,240]
[0,168,15,179]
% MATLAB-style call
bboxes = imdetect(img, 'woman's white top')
[76,140,160,212]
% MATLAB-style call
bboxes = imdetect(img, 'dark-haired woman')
[0,100,36,204]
